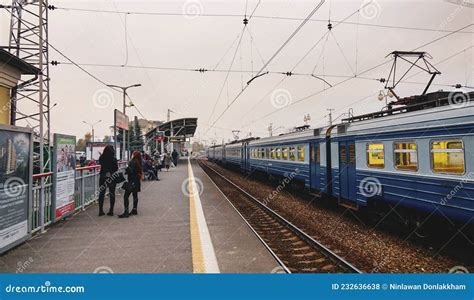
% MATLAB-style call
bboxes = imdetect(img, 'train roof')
[342,91,473,123]
[249,127,326,146]
[334,92,474,137]
[227,137,260,145]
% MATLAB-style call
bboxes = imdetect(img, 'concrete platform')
[0,158,278,273]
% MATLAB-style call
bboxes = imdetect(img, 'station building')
[0,49,41,125]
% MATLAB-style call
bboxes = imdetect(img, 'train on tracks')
[207,91,474,230]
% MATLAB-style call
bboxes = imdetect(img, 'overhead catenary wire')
[52,6,474,34]
[213,34,241,71]
[246,23,474,126]
[299,45,474,129]
[54,61,377,79]
[329,30,356,75]
[239,1,371,128]
[245,25,268,73]
[251,0,325,81]
[248,0,262,21]
[8,3,471,141]
[207,27,246,124]
[203,0,326,137]
[3,5,150,121]
[123,12,129,66]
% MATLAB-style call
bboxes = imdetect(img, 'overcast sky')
[1,0,473,144]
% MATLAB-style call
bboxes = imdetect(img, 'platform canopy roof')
[145,118,198,139]
[0,49,41,75]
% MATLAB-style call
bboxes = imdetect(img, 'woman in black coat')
[98,145,118,216]
[119,151,143,218]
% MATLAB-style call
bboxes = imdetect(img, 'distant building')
[108,119,163,142]
[132,118,163,137]
[0,138,17,175]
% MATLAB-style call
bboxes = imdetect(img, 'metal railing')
[31,161,128,233]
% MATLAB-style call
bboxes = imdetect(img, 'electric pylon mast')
[6,0,51,173]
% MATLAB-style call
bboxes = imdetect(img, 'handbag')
[121,181,134,192]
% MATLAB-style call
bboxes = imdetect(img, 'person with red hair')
[119,151,143,218]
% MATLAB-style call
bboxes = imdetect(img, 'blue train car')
[246,128,326,190]
[206,91,473,228]
[214,144,224,163]
[225,142,241,168]
[332,92,474,223]
[207,145,216,161]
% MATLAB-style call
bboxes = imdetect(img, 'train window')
[340,145,346,163]
[261,148,265,158]
[282,147,288,160]
[297,145,305,161]
[431,140,465,174]
[394,142,418,171]
[349,144,355,164]
[270,148,275,159]
[276,148,281,159]
[367,143,385,168]
[289,146,296,161]
[265,148,270,159]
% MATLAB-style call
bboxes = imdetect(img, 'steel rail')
[200,160,362,274]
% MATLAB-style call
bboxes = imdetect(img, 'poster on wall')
[0,125,32,254]
[52,134,76,221]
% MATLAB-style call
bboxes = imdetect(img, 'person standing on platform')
[164,151,171,171]
[119,151,143,218]
[98,145,118,216]
[172,149,179,167]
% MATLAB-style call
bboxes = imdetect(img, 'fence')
[31,162,128,233]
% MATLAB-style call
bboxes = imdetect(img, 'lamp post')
[106,84,141,160]
[82,120,102,142]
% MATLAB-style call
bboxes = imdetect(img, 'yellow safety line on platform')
[188,158,220,273]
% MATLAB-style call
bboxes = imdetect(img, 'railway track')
[199,160,361,274]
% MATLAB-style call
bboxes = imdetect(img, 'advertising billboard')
[155,131,165,142]
[114,109,129,130]
[86,142,121,161]
[0,125,32,254]
[52,134,76,221]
